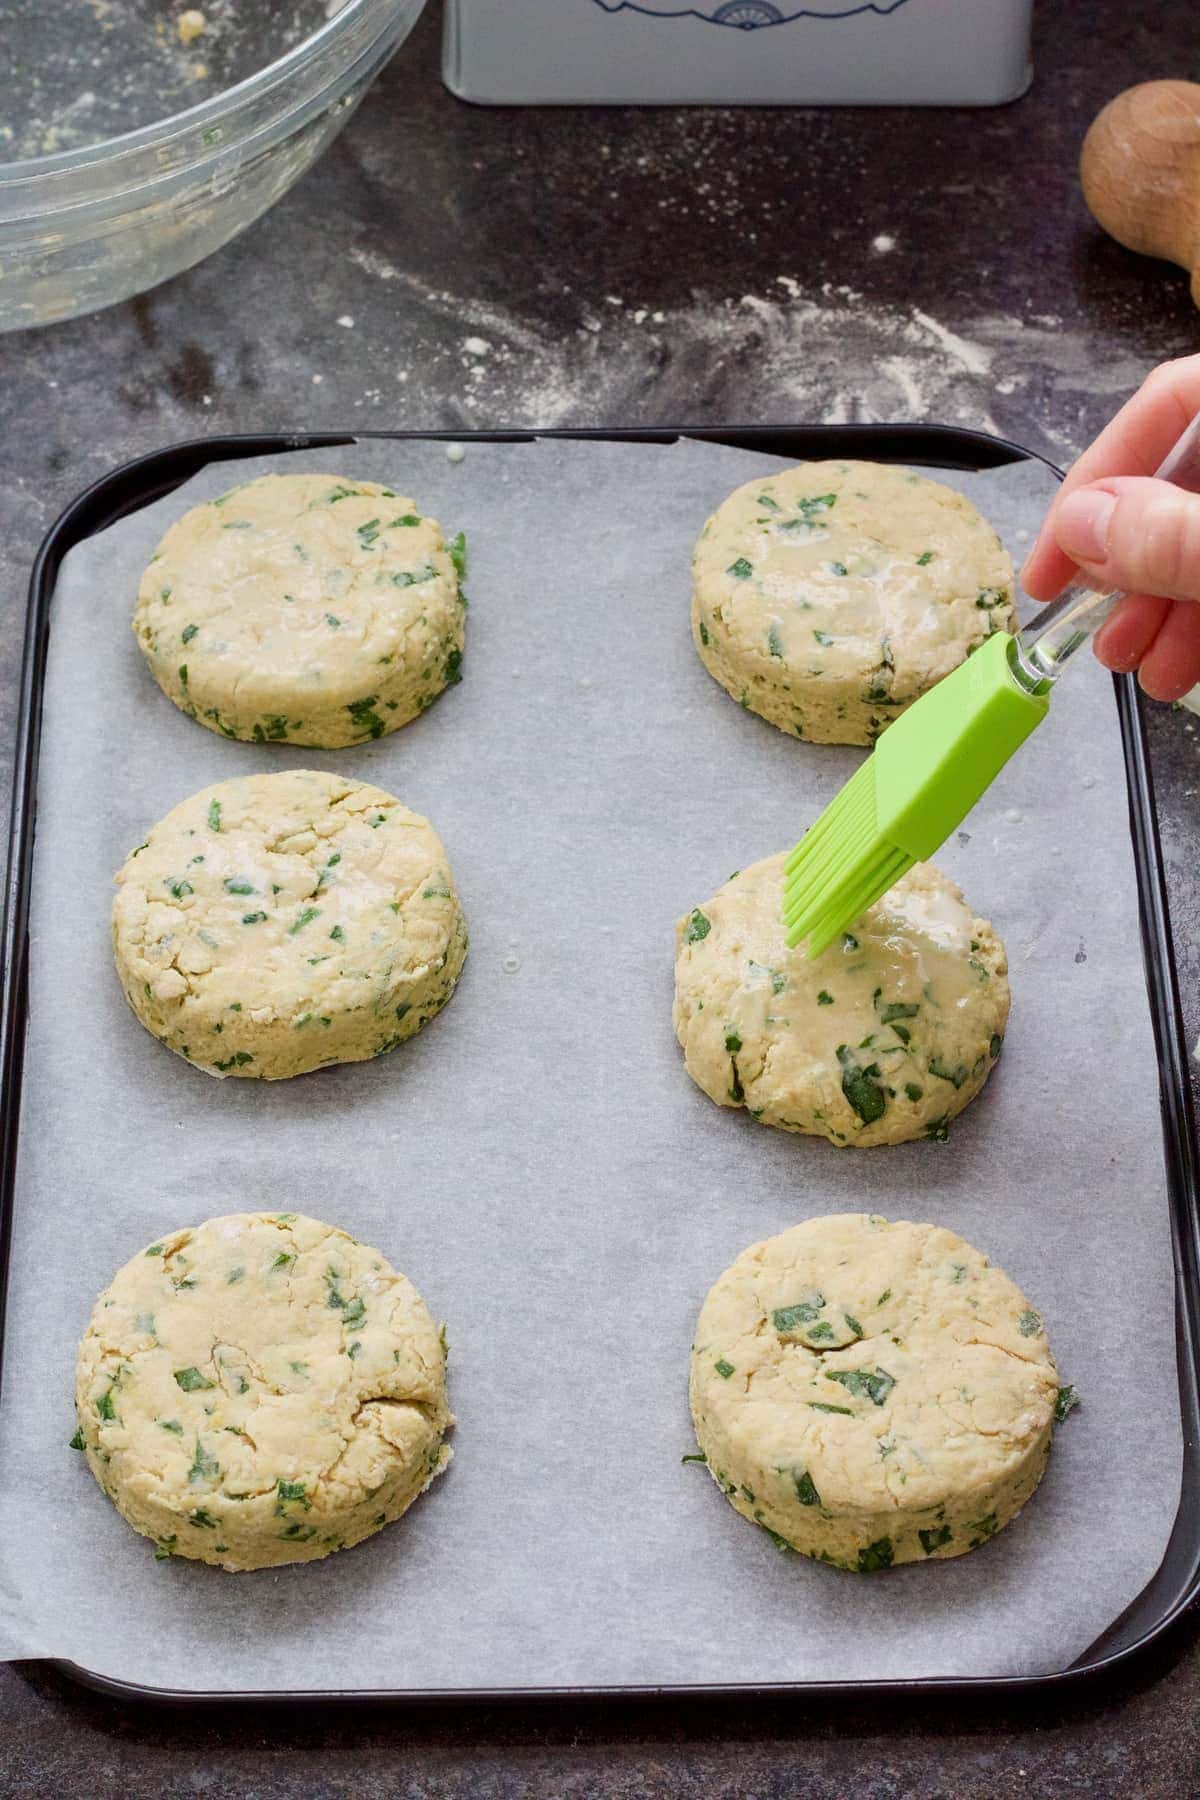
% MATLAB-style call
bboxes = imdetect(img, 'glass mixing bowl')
[0,0,425,331]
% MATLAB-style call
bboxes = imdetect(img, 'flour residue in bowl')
[0,0,340,161]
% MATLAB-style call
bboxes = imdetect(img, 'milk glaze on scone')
[133,474,465,748]
[112,770,467,1080]
[691,460,1015,746]
[690,1214,1060,1571]
[74,1213,452,1571]
[673,852,1008,1147]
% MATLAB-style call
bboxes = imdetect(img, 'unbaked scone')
[112,769,467,1079]
[74,1213,452,1571]
[673,852,1008,1147]
[133,473,466,747]
[690,1214,1060,1571]
[691,460,1015,745]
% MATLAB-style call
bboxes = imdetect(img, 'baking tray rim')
[3,421,1197,1707]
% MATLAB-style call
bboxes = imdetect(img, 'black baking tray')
[3,424,1198,1708]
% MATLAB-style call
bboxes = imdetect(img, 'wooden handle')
[1081,80,1200,305]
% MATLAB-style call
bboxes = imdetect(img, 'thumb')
[1053,476,1200,603]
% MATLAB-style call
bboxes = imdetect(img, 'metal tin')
[443,0,1033,106]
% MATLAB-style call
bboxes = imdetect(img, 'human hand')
[1021,354,1200,701]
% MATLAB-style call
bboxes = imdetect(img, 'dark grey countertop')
[2,3,1200,1792]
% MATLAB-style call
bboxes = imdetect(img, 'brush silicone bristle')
[782,758,915,957]
[781,633,1051,957]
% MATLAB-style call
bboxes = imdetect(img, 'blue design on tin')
[592,0,910,27]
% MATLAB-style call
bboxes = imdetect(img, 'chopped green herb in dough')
[772,1296,825,1332]
[174,1367,214,1392]
[836,1044,887,1126]
[826,1366,895,1406]
[252,715,290,742]
[346,697,385,740]
[791,1468,821,1507]
[879,1001,919,1023]
[187,1437,220,1486]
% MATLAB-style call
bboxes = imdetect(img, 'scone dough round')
[691,460,1015,745]
[133,473,465,748]
[112,769,467,1079]
[75,1213,452,1571]
[673,852,1008,1147]
[690,1214,1059,1571]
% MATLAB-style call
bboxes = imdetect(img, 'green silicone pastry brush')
[783,411,1200,956]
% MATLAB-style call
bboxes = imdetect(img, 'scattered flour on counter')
[340,250,1154,460]
[910,310,992,377]
[879,356,926,418]
[347,247,546,353]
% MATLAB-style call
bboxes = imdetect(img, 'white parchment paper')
[0,436,1181,1694]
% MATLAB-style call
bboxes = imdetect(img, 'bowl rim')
[0,0,415,184]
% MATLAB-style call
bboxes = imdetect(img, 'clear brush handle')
[1010,404,1200,694]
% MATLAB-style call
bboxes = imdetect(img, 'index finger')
[1021,354,1200,601]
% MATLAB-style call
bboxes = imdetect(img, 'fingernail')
[1056,489,1117,566]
